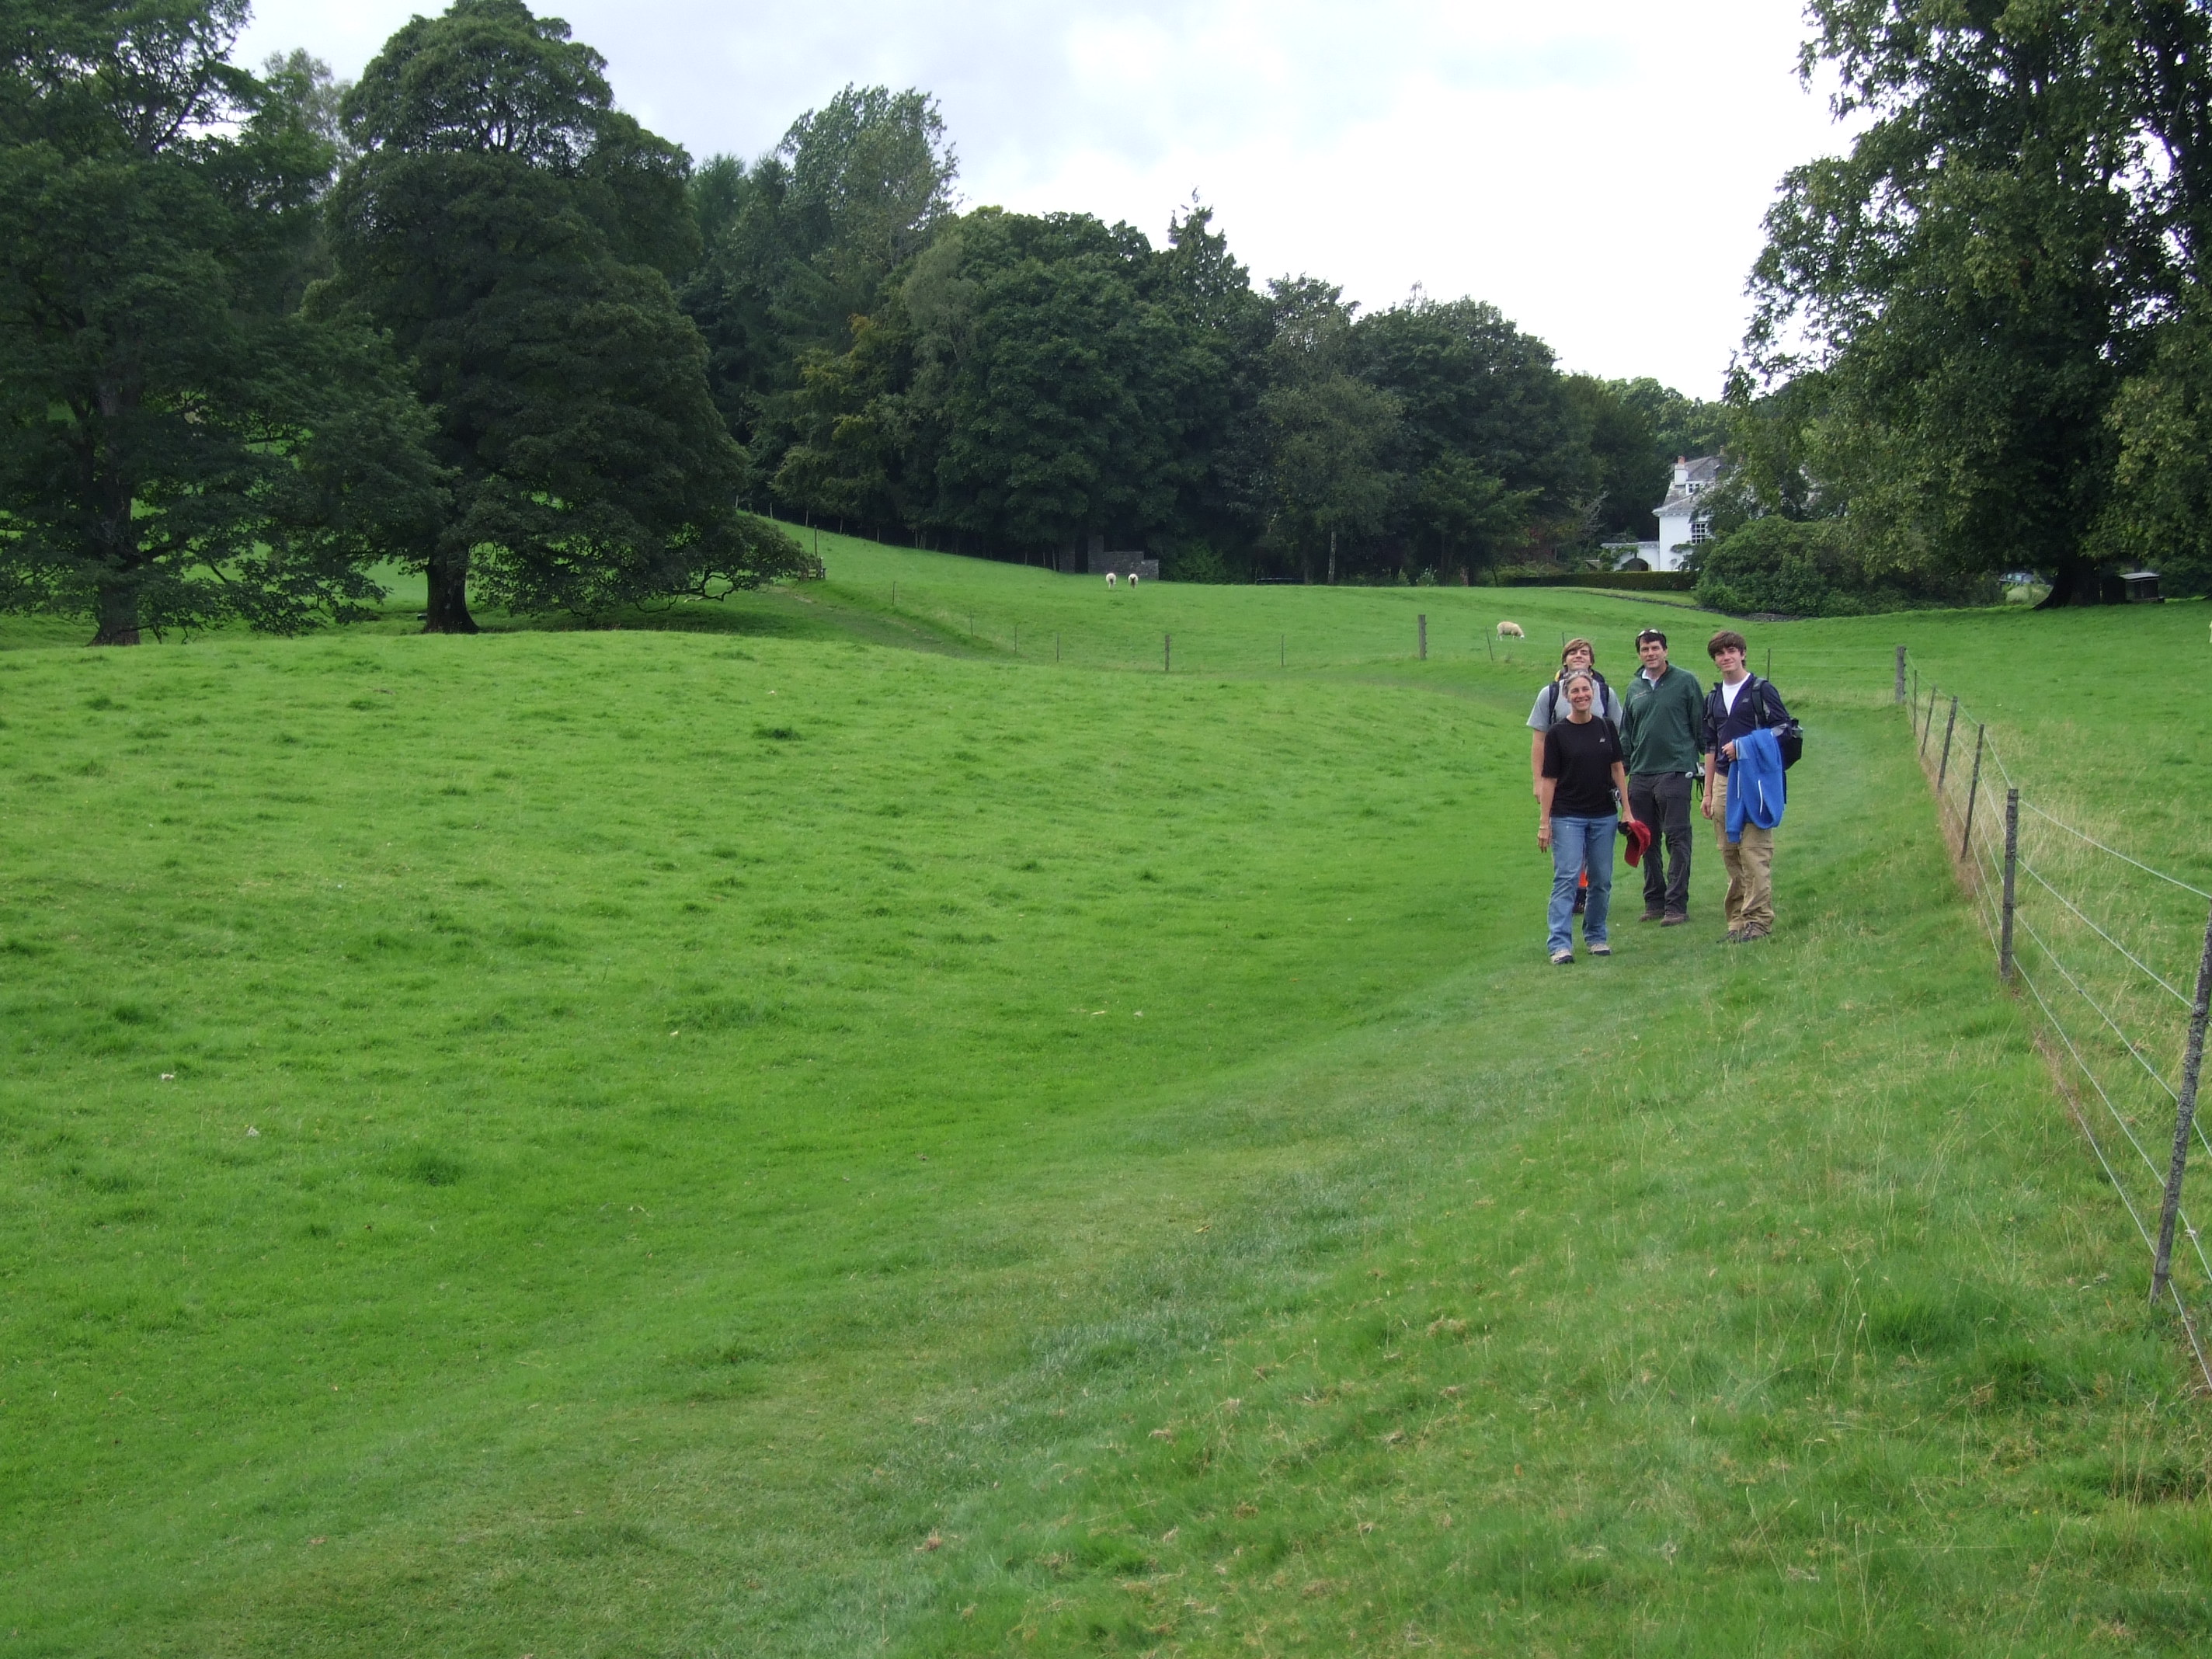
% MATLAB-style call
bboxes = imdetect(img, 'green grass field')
[4,550,2210,1655]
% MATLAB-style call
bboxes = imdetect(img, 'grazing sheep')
[1127,572,1140,587]
[1105,572,1117,588]
[1497,620,1525,638]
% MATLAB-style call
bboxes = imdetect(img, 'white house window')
[1689,519,1711,543]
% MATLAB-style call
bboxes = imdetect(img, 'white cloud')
[237,0,1853,394]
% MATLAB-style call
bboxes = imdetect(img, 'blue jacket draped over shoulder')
[1726,727,1786,843]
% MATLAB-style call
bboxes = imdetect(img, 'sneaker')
[1550,948,1574,965]
[1661,912,1689,927]
[1588,941,1612,957]
[1640,909,1666,923]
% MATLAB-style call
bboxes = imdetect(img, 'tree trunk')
[88,580,141,646]
[423,544,478,634]
[2036,558,2095,608]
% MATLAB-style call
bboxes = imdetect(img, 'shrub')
[1161,541,1233,583]
[1694,519,1996,616]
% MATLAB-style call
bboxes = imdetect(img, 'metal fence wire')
[1898,652,2212,1390]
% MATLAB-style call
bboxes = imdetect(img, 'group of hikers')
[1529,627,1793,965]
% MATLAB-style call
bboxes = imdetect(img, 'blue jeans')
[1547,815,1616,953]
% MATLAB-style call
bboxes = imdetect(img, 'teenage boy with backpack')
[1699,629,1796,943]
[1619,627,1703,926]
[1528,638,1622,914]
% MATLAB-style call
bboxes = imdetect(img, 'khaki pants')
[1709,771,1775,934]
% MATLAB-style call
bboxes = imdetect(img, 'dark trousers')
[1628,770,1694,915]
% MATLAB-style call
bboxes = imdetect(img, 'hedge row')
[1499,571,1695,591]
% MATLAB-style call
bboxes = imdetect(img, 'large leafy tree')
[683,85,956,462]
[322,0,801,631]
[770,206,1234,562]
[1744,0,2193,603]
[1257,280,1401,583]
[0,0,442,644]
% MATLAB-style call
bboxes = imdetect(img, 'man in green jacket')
[1619,627,1705,924]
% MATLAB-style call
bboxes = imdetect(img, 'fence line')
[1901,652,2212,1390]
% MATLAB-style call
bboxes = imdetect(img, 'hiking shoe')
[1550,948,1574,965]
[1661,911,1689,927]
[1722,929,1747,944]
[1740,924,1771,942]
[1640,908,1666,923]
[1588,941,1612,957]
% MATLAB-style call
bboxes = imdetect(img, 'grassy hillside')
[2,554,2207,1655]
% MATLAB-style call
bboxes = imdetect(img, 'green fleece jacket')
[1620,663,1706,774]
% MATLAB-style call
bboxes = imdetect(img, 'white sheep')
[1105,572,1117,588]
[1127,572,1140,587]
[1497,620,1525,638]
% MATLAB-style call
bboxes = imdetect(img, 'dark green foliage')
[1254,278,1402,581]
[0,0,443,643]
[1744,1,2212,605]
[682,85,955,453]
[766,204,1245,562]
[322,0,798,628]
[2093,300,2212,597]
[678,107,1705,582]
[1696,516,1993,617]
[1353,294,1581,564]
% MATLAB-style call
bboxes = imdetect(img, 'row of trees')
[1,0,809,642]
[679,96,1726,583]
[1716,0,2212,605]
[2,0,1724,643]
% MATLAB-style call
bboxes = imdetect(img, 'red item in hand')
[1620,817,1655,868]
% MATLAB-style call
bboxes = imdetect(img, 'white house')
[1652,455,1721,572]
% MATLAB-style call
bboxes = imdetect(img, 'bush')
[1501,570,1693,591]
[1161,541,1233,583]
[1694,519,1995,616]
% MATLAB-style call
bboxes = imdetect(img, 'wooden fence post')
[2001,789,2019,979]
[1937,695,1960,790]
[1895,645,1907,704]
[2151,903,2212,1304]
[1418,614,1428,660]
[1960,725,1985,860]
[1163,633,1171,673]
[1922,687,1937,756]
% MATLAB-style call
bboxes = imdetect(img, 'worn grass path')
[2,559,2207,1655]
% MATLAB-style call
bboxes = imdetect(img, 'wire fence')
[1898,649,2212,1390]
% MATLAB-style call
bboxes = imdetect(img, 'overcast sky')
[235,1,1852,396]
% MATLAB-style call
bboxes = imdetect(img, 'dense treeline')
[15,0,2208,641]
[0,0,1722,642]
[676,83,1723,583]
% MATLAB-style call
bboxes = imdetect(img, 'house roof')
[1657,454,1723,517]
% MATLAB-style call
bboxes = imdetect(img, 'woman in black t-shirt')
[1538,667,1630,964]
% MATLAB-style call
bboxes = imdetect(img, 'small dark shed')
[2121,570,2163,603]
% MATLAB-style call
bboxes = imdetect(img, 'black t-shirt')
[1542,716,1624,819]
